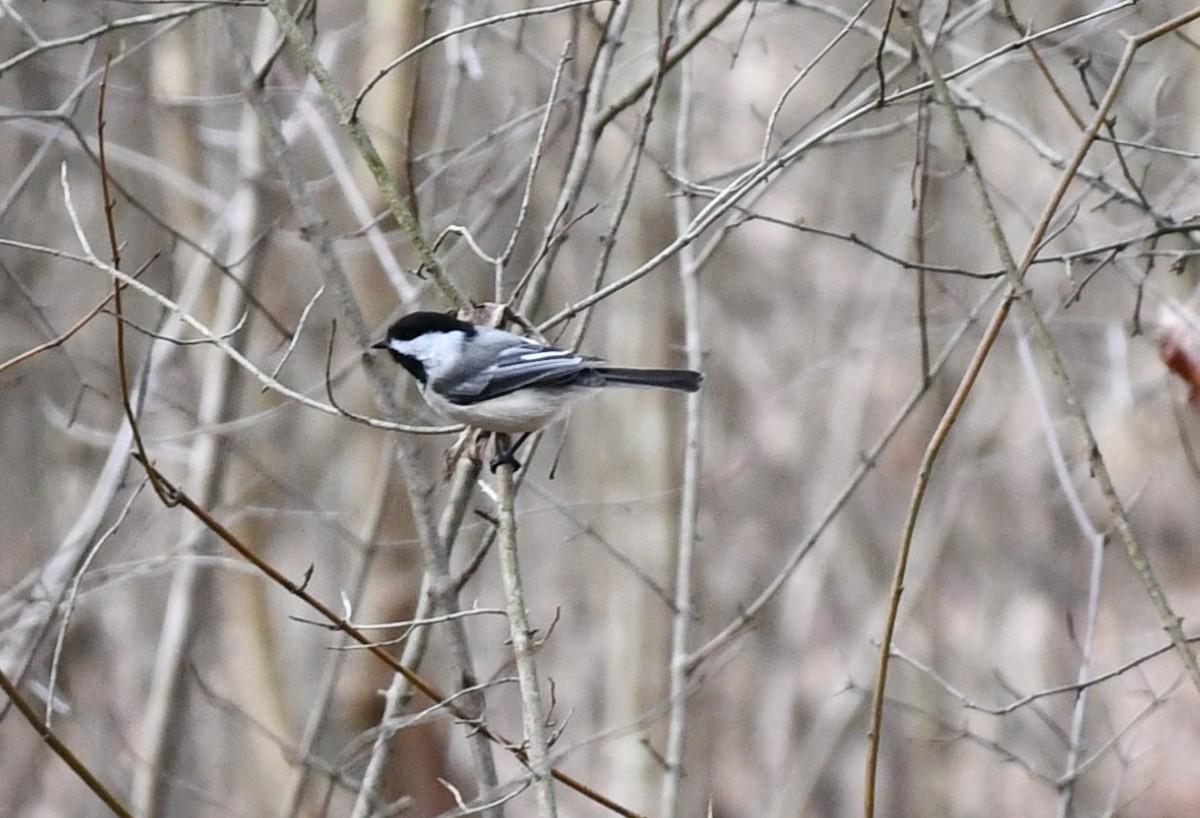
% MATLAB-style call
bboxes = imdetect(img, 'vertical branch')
[912,88,932,382]
[661,2,702,815]
[349,455,486,818]
[499,39,573,295]
[494,448,558,818]
[357,0,422,201]
[281,439,396,818]
[516,0,633,314]
[1014,331,1106,818]
[117,19,267,810]
[566,1,677,351]
[99,57,170,506]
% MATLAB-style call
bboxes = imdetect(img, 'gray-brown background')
[2,2,1199,817]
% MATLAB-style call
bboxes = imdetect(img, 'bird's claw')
[489,448,523,473]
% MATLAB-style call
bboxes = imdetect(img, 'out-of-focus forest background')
[3,2,1200,817]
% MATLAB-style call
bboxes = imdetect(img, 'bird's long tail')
[594,367,703,392]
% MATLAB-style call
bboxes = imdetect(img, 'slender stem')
[0,665,135,818]
[281,441,397,818]
[661,3,701,814]
[495,447,558,818]
[1015,331,1105,818]
[264,0,465,309]
[517,0,632,314]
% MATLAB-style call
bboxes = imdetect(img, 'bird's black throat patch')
[388,351,428,385]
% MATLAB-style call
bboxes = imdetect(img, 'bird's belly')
[429,388,580,434]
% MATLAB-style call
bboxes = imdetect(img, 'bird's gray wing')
[439,339,601,404]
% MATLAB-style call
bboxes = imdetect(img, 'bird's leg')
[489,432,532,473]
[443,428,490,479]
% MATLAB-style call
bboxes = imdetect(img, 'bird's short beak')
[369,338,389,350]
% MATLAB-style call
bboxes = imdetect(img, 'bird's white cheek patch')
[395,331,467,372]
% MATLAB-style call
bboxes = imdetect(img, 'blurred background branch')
[3,3,1200,818]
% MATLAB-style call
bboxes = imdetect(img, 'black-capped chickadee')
[371,311,702,469]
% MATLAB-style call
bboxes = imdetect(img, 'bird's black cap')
[382,311,477,342]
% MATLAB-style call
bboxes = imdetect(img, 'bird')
[371,310,702,470]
